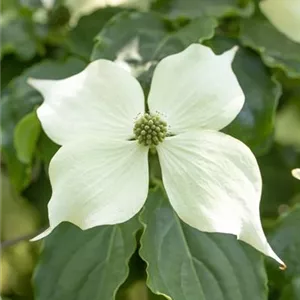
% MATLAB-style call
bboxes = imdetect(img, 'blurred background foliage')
[1,0,300,299]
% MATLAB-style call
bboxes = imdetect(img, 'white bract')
[260,0,300,43]
[28,44,285,268]
[40,0,55,10]
[292,168,300,180]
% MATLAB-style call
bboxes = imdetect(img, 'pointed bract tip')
[231,45,239,54]
[292,168,300,180]
[27,77,57,95]
[222,46,239,64]
[27,77,34,85]
[27,77,39,88]
[30,227,52,241]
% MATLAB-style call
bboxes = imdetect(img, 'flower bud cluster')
[134,113,167,146]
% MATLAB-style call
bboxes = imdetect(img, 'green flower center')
[133,113,167,146]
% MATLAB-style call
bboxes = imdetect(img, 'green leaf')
[267,206,300,299]
[0,6,44,60]
[23,167,52,225]
[240,15,300,79]
[1,57,85,191]
[152,0,254,19]
[269,205,300,279]
[258,145,300,217]
[140,188,268,300]
[34,218,141,300]
[2,57,85,145]
[280,277,300,300]
[1,95,32,191]
[1,54,38,89]
[14,110,41,164]
[151,16,217,60]
[36,131,60,167]
[67,7,122,60]
[91,12,167,62]
[91,12,216,89]
[92,12,216,61]
[206,36,281,156]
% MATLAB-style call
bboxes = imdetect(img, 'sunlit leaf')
[14,111,41,164]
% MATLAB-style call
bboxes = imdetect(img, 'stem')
[1,227,47,249]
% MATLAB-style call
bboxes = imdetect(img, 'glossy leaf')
[91,12,168,62]
[1,4,44,60]
[140,188,268,300]
[92,12,216,61]
[34,218,141,300]
[207,36,281,156]
[151,0,254,19]
[240,15,300,79]
[91,12,217,89]
[67,7,121,60]
[1,54,38,89]
[151,16,217,60]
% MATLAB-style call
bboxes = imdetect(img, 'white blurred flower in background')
[292,169,300,180]
[260,0,300,43]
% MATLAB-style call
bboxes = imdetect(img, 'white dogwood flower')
[260,0,300,43]
[292,169,300,180]
[28,44,284,268]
